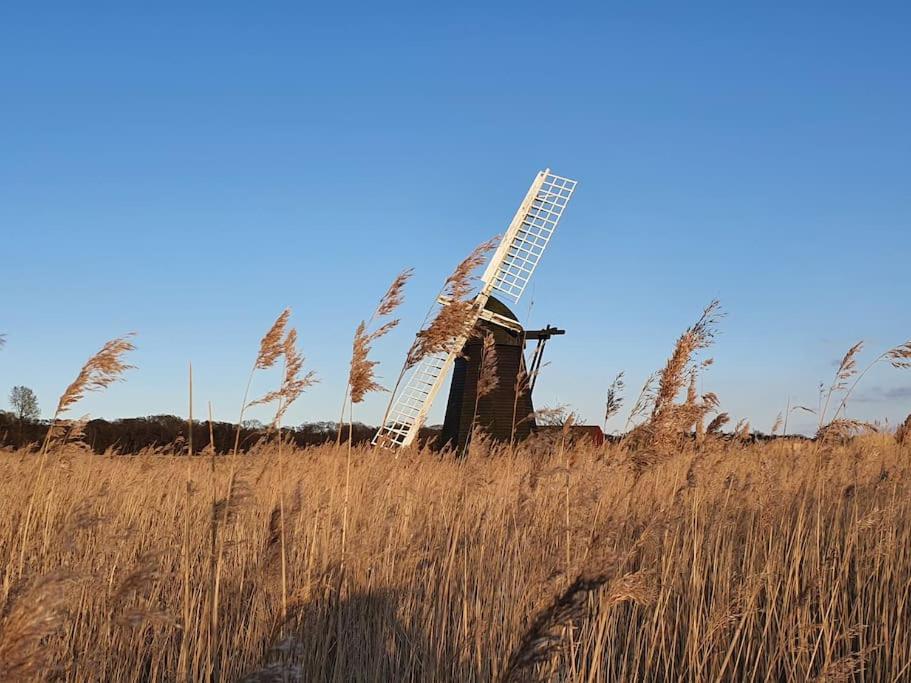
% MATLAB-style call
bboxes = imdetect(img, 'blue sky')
[1,3,909,435]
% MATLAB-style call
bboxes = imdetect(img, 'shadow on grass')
[241,583,485,682]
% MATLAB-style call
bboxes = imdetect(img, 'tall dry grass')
[233,309,291,455]
[3,298,910,681]
[1,434,910,681]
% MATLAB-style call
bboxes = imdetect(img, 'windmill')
[373,169,578,450]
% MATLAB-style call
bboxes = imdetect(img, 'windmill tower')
[373,169,578,450]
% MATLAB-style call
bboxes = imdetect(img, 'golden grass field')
[3,275,910,680]
[2,435,909,681]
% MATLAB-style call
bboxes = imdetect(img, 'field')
[2,435,909,682]
[3,286,910,681]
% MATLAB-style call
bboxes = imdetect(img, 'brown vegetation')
[405,237,497,369]
[2,288,910,681]
[2,434,910,681]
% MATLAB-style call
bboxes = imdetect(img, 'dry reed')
[475,331,499,401]
[342,269,411,554]
[344,269,413,447]
[233,309,291,454]
[405,237,497,368]
[348,268,412,406]
[3,292,910,682]
[3,433,909,681]
[248,328,317,428]
[897,413,911,445]
[51,334,136,419]
[603,371,625,432]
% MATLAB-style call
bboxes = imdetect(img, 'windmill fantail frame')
[373,169,578,450]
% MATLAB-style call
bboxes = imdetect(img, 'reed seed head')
[255,309,291,370]
[56,334,137,416]
[476,332,499,399]
[406,237,497,368]
[376,268,413,318]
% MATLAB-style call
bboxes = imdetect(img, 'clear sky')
[1,3,909,435]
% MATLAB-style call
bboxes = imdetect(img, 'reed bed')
[2,265,909,680]
[1,435,909,681]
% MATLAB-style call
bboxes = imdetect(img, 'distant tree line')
[0,412,390,454]
[0,407,809,455]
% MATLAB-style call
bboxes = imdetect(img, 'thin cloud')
[853,386,911,404]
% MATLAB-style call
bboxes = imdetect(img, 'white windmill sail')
[482,171,577,301]
[373,169,577,449]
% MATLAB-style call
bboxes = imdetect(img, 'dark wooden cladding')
[438,319,535,452]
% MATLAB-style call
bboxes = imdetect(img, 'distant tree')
[9,385,40,422]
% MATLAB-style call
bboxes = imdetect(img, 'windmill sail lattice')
[373,169,577,449]
[484,172,577,303]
